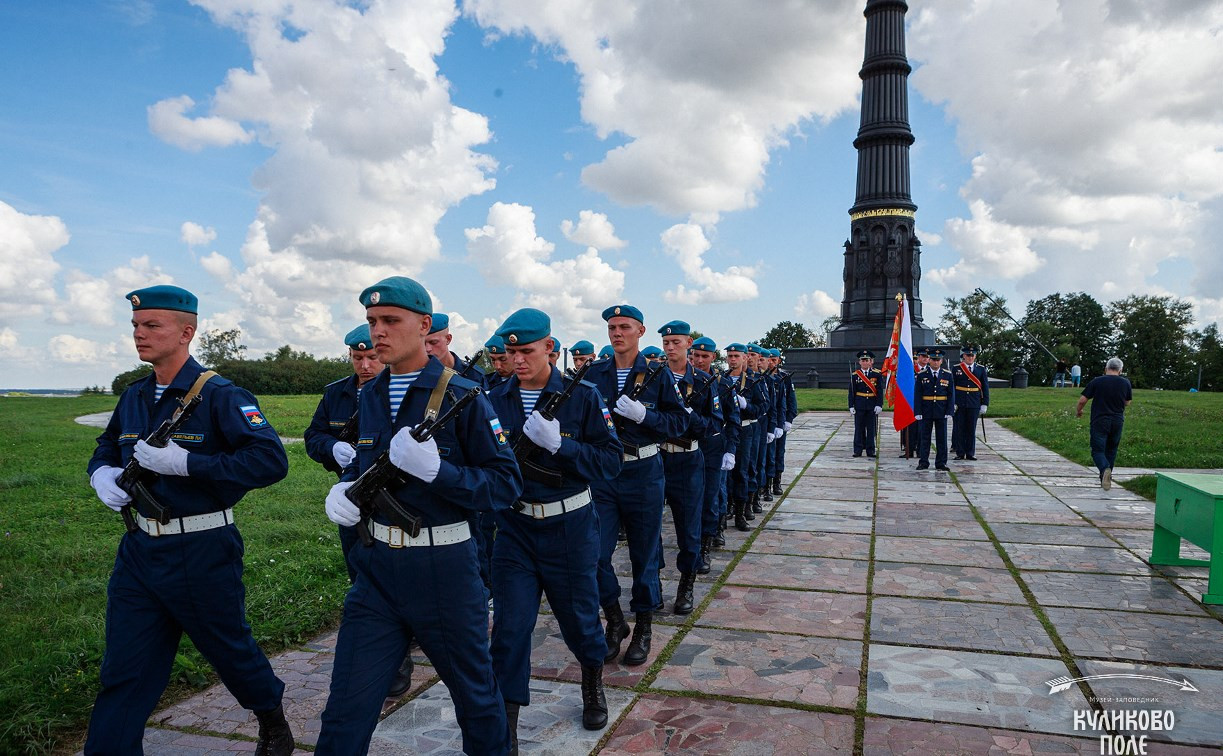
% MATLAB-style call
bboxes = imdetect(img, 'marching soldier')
[585,305,689,666]
[549,337,561,366]
[763,348,787,494]
[85,285,293,755]
[485,335,513,391]
[915,348,955,471]
[848,350,884,457]
[598,344,614,361]
[424,312,464,371]
[689,337,739,562]
[952,345,989,460]
[642,345,664,364]
[724,344,767,530]
[570,340,597,370]
[771,349,798,495]
[317,276,521,754]
[486,309,622,746]
[746,344,773,510]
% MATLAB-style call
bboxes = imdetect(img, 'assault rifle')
[116,393,204,533]
[346,385,483,546]
[685,369,721,409]
[335,408,360,444]
[614,362,666,453]
[458,350,486,381]
[511,360,595,489]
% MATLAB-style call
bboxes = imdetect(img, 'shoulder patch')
[602,405,615,431]
[490,416,508,445]
[239,405,270,429]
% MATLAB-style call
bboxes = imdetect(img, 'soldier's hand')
[784,421,792,433]
[980,405,988,415]
[735,394,747,410]
[914,414,923,420]
[613,395,647,424]
[775,426,784,438]
[524,411,562,453]
[134,439,190,477]
[765,430,775,443]
[90,466,131,512]
[389,427,441,483]
[873,406,882,415]
[325,482,360,526]
[720,453,736,471]
[332,441,357,467]
[849,407,856,415]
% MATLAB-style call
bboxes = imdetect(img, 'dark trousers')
[339,523,359,583]
[490,505,605,706]
[732,423,757,500]
[317,535,509,755]
[918,416,948,467]
[663,448,705,574]
[85,528,284,755]
[1090,415,1125,473]
[591,455,665,613]
[774,431,787,476]
[852,407,877,455]
[699,435,727,537]
[752,421,769,490]
[954,406,980,457]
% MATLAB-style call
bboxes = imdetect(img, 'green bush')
[110,365,153,395]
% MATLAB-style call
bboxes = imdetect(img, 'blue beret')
[344,324,373,350]
[746,343,764,355]
[570,340,595,356]
[429,312,450,334]
[642,346,664,359]
[602,304,644,324]
[551,336,561,354]
[598,345,614,359]
[857,350,875,359]
[126,285,197,314]
[691,336,717,353]
[484,335,506,355]
[657,320,691,336]
[725,342,746,354]
[360,276,431,315]
[495,307,551,346]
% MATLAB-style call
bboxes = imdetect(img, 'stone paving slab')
[873,535,1008,569]
[1046,607,1223,666]
[697,585,867,639]
[749,529,873,559]
[992,523,1120,548]
[870,597,1059,656]
[1002,542,1155,575]
[872,561,1026,603]
[862,718,1100,756]
[875,501,980,521]
[726,552,870,593]
[772,498,875,517]
[527,612,679,688]
[764,510,874,533]
[873,515,989,541]
[1022,571,1210,616]
[1074,661,1223,747]
[977,506,1089,525]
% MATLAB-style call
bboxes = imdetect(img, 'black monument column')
[829,0,934,349]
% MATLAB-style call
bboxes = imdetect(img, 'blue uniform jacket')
[673,364,723,442]
[304,374,360,476]
[583,352,690,449]
[849,368,885,411]
[951,361,990,408]
[917,367,956,419]
[341,357,522,527]
[488,367,623,503]
[712,372,741,456]
[781,371,799,423]
[88,356,289,517]
[768,371,785,429]
[731,370,768,422]
[485,372,510,392]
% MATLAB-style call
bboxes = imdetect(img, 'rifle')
[335,408,360,444]
[458,350,486,380]
[346,385,483,546]
[511,361,595,490]
[116,393,205,533]
[613,362,666,452]
[980,414,988,443]
[685,369,721,409]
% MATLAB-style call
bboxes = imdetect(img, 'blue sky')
[2,0,1221,388]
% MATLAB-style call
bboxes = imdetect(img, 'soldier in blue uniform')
[762,349,787,495]
[485,334,513,391]
[642,345,664,364]
[951,345,989,461]
[318,276,522,755]
[915,348,956,471]
[770,349,798,495]
[848,350,884,457]
[724,344,767,531]
[585,305,689,666]
[85,285,293,755]
[689,337,739,565]
[570,339,596,370]
[746,344,774,510]
[486,309,622,746]
[598,344,614,361]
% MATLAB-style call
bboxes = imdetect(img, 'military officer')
[724,344,767,530]
[915,348,955,471]
[848,350,884,457]
[689,337,739,564]
[485,334,513,391]
[952,345,989,460]
[899,348,929,457]
[86,285,293,755]
[487,309,622,745]
[570,340,597,370]
[585,305,689,667]
[317,277,522,755]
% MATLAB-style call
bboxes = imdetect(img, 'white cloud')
[927,198,1044,292]
[660,223,758,305]
[199,251,235,281]
[0,200,68,322]
[148,95,254,151]
[181,221,218,247]
[465,202,624,334]
[465,0,862,216]
[48,334,117,363]
[0,327,18,356]
[795,289,840,321]
[560,210,626,250]
[57,273,118,327]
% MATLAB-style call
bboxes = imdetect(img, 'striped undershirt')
[154,383,168,402]
[519,388,543,417]
[387,371,421,421]
[615,368,631,392]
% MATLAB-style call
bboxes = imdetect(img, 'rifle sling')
[173,370,218,422]
[424,368,456,425]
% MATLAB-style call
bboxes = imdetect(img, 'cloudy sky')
[2,0,1221,388]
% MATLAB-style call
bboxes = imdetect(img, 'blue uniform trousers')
[954,406,980,458]
[475,512,497,591]
[591,455,665,613]
[731,423,757,501]
[764,425,778,480]
[662,448,705,575]
[490,505,605,706]
[339,524,359,584]
[918,416,949,467]
[752,421,768,491]
[317,537,509,756]
[85,528,284,755]
[774,432,787,477]
[699,435,726,537]
[852,408,877,455]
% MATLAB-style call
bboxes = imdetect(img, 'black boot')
[253,705,294,756]
[762,484,773,502]
[506,702,520,755]
[713,515,726,547]
[603,603,630,663]
[772,476,783,495]
[750,490,763,514]
[387,654,414,697]
[696,536,713,575]
[734,498,750,532]
[622,612,653,666]
[580,665,608,730]
[674,572,695,615]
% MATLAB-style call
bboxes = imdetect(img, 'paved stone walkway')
[117,413,1223,754]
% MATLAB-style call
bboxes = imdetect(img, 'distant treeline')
[111,343,351,396]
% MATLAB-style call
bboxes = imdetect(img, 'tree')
[1108,295,1194,389]
[197,328,246,368]
[936,290,1024,376]
[812,316,840,348]
[759,321,816,350]
[1192,323,1222,392]
[1022,292,1111,381]
[111,364,153,395]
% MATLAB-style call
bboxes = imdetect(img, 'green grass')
[1120,474,1158,501]
[0,396,347,754]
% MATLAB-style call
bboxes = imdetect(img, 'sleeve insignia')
[490,417,508,445]
[240,405,269,429]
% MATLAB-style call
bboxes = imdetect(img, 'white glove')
[332,441,357,468]
[134,439,190,477]
[873,406,882,415]
[735,395,747,410]
[849,407,856,415]
[784,421,792,433]
[914,414,923,421]
[90,466,131,512]
[325,482,360,526]
[774,426,784,438]
[720,453,736,471]
[388,427,441,483]
[980,405,988,415]
[523,411,562,454]
[765,431,775,443]
[614,395,647,424]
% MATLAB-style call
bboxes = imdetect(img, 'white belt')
[622,443,659,462]
[136,508,234,537]
[741,419,757,426]
[369,519,471,548]
[662,441,699,454]
[516,490,592,520]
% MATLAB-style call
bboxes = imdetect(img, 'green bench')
[1150,472,1223,605]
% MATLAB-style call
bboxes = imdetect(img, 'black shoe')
[762,486,773,502]
[745,492,757,520]
[506,702,520,755]
[253,705,294,756]
[965,456,977,461]
[866,452,875,458]
[602,603,630,663]
[771,477,783,496]
[696,536,713,575]
[916,462,930,470]
[954,455,964,460]
[580,665,608,730]
[387,655,414,697]
[674,572,695,615]
[750,491,762,514]
[936,464,951,471]
[622,612,653,666]
[734,499,750,532]
[853,452,862,458]
[713,520,726,548]
[617,524,627,541]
